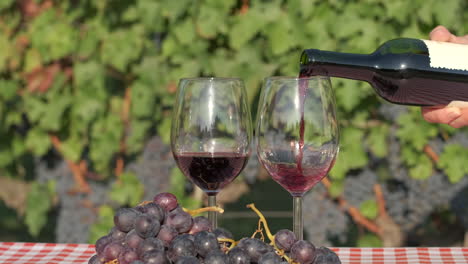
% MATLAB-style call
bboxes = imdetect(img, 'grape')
[274,229,296,252]
[118,248,138,264]
[114,208,140,232]
[88,255,101,264]
[189,216,212,234]
[154,192,178,211]
[213,227,233,240]
[174,233,195,242]
[168,234,196,261]
[95,235,112,255]
[258,252,282,264]
[313,246,341,264]
[137,237,164,257]
[134,205,146,214]
[175,256,200,264]
[102,242,125,261]
[237,237,273,263]
[125,230,144,249]
[194,230,220,257]
[157,225,179,247]
[204,250,228,264]
[290,240,316,264]
[166,208,193,233]
[109,227,127,241]
[130,261,145,264]
[135,214,161,238]
[227,247,250,264]
[143,202,165,223]
[141,249,169,264]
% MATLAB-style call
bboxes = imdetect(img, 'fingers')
[430,25,468,44]
[448,108,468,128]
[423,26,468,128]
[451,35,468,45]
[421,107,461,124]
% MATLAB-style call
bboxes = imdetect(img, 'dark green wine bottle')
[300,38,468,106]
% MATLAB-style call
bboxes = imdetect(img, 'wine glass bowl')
[171,77,252,228]
[256,76,339,239]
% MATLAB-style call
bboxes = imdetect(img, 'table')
[0,242,467,263]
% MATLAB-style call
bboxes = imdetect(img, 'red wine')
[261,151,335,196]
[300,38,468,106]
[297,78,308,173]
[174,152,249,195]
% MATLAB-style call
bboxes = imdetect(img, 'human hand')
[421,25,468,128]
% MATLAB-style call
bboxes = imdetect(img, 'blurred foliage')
[0,0,467,246]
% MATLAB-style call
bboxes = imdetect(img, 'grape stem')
[246,203,304,264]
[277,249,295,263]
[246,204,275,242]
[136,201,225,216]
[251,219,265,241]
[218,238,238,249]
[184,206,224,216]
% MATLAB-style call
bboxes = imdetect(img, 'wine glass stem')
[208,195,218,229]
[293,196,303,240]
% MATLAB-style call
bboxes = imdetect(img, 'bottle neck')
[300,49,376,81]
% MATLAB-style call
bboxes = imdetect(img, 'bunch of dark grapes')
[88,192,341,264]
[125,136,174,202]
[36,160,114,243]
[303,184,348,246]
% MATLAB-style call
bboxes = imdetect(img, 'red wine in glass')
[256,76,339,240]
[174,152,249,196]
[259,148,336,196]
[171,77,252,229]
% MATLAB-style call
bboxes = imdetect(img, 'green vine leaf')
[0,79,19,101]
[109,172,144,206]
[396,109,438,150]
[88,205,115,244]
[170,167,201,210]
[0,0,14,11]
[330,127,368,180]
[438,144,468,183]
[29,10,78,63]
[409,154,432,180]
[357,233,383,247]
[101,27,144,72]
[25,128,51,156]
[367,124,389,158]
[359,199,378,220]
[25,181,55,237]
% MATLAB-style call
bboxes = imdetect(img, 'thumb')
[429,25,452,41]
[429,25,468,44]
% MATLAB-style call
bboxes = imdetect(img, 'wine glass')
[256,76,339,240]
[171,77,252,229]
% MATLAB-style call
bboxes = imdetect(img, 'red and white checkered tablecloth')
[0,242,467,264]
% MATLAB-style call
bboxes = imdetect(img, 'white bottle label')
[422,39,468,71]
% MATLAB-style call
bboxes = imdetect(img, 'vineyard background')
[0,0,468,247]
